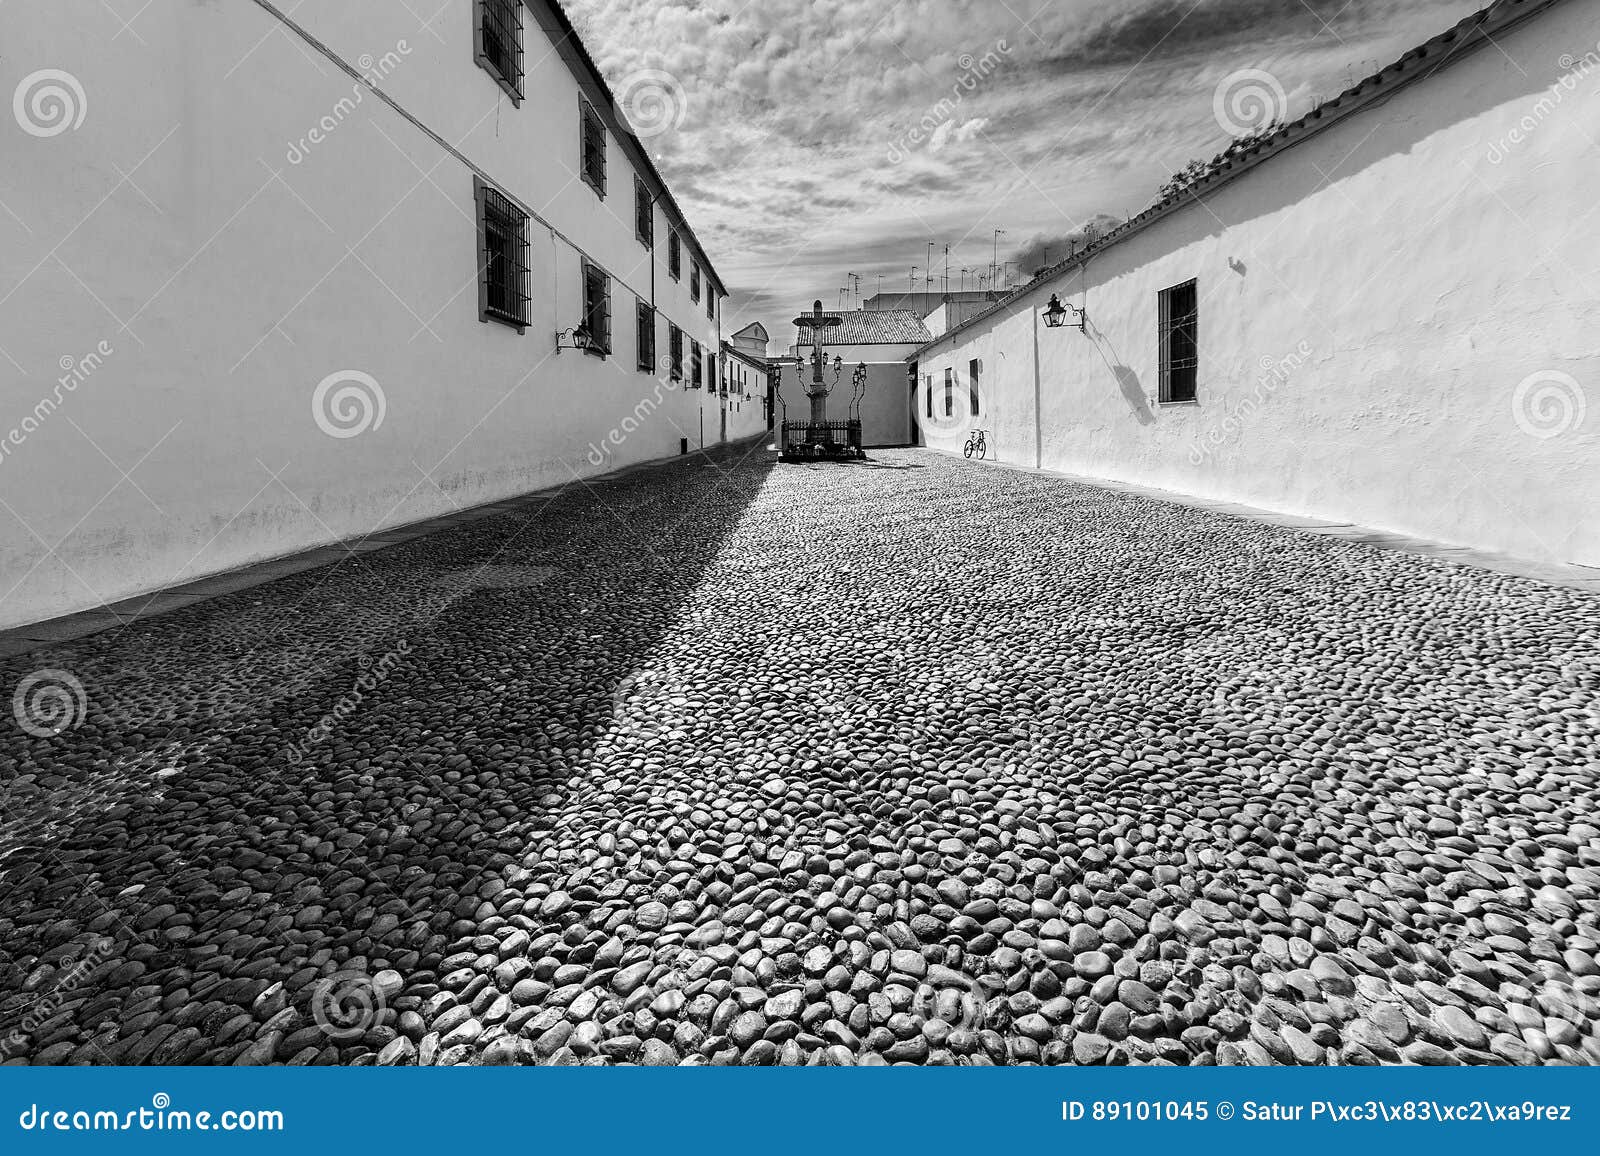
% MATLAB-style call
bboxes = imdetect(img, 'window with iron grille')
[636,301,655,372]
[943,367,954,417]
[1159,279,1199,403]
[475,0,523,103]
[925,374,933,418]
[969,358,980,416]
[475,177,529,331]
[635,178,653,248]
[579,260,611,356]
[691,340,702,389]
[669,325,683,381]
[707,287,715,321]
[668,231,681,280]
[690,262,701,303]
[580,100,606,197]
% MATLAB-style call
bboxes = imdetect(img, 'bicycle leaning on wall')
[963,428,989,461]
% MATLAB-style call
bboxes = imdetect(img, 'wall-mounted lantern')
[555,324,593,354]
[1043,293,1085,330]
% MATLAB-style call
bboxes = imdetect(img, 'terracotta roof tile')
[795,310,932,347]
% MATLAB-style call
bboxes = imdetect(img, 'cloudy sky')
[565,0,1486,334]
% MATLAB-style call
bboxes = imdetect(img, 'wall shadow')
[1084,319,1156,426]
[0,439,779,1064]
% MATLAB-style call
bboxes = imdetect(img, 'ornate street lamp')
[555,323,593,354]
[1042,293,1085,330]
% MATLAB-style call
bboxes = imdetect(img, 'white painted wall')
[916,0,1599,568]
[0,0,732,628]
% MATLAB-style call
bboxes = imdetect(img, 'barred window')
[707,287,715,321]
[636,302,655,372]
[1159,279,1198,403]
[475,0,523,103]
[635,177,653,247]
[969,358,980,415]
[668,231,681,280]
[691,340,702,389]
[669,325,683,381]
[581,260,611,355]
[943,367,954,417]
[580,100,606,196]
[475,178,529,330]
[690,262,701,303]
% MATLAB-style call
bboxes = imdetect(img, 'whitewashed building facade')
[912,0,1597,569]
[0,0,735,629]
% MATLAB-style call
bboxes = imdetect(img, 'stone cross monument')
[792,299,842,427]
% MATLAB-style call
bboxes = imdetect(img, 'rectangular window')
[475,177,529,330]
[475,0,523,103]
[707,289,715,322]
[581,259,611,355]
[690,263,701,304]
[669,325,683,381]
[636,301,655,372]
[634,178,653,247]
[668,231,681,280]
[1159,279,1199,403]
[925,374,933,418]
[969,358,980,416]
[580,99,606,197]
[691,340,702,389]
[943,367,954,417]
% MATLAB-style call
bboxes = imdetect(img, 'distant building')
[728,322,771,359]
[911,0,1597,568]
[923,298,998,339]
[781,310,931,447]
[721,343,772,430]
[862,291,997,316]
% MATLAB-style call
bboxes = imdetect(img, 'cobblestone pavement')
[2,445,1598,1066]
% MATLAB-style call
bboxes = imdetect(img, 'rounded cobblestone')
[1,446,1597,1066]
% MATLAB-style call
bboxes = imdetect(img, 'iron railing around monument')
[781,419,862,451]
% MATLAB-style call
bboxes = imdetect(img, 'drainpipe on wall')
[1031,300,1042,470]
